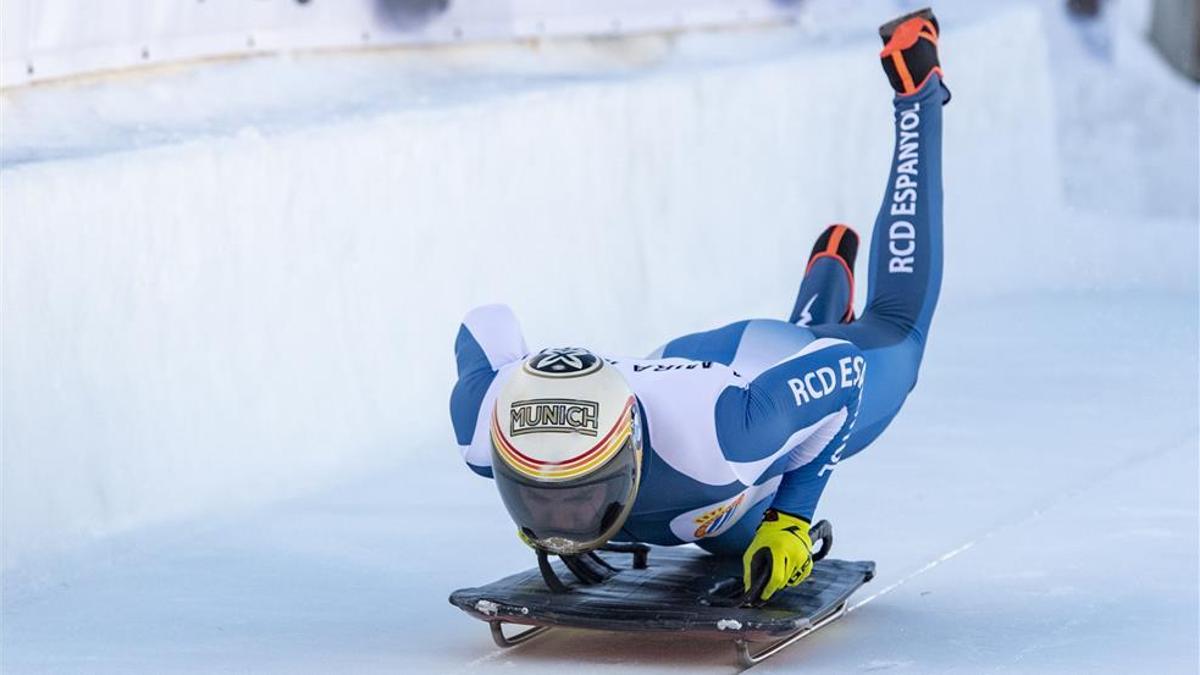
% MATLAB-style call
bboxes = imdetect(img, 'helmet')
[490,347,642,555]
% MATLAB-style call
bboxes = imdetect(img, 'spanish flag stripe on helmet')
[492,421,632,480]
[493,396,635,481]
[494,397,633,468]
[492,399,633,476]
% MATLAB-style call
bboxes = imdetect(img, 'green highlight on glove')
[742,509,814,603]
[517,527,536,549]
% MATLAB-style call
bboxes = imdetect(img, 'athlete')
[450,9,949,603]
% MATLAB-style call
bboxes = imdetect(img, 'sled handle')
[600,541,651,569]
[748,519,833,604]
[704,519,836,608]
[561,553,612,585]
[743,548,774,608]
[536,549,570,593]
[536,543,652,592]
[809,519,833,562]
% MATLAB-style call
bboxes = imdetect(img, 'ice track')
[2,0,1197,672]
[4,294,1196,673]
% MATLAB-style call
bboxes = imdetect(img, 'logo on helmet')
[525,347,601,377]
[510,398,600,437]
[492,397,635,482]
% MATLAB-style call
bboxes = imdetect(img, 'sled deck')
[449,529,873,669]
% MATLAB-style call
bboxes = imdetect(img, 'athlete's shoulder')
[455,304,528,375]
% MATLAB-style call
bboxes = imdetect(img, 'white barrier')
[1,0,802,88]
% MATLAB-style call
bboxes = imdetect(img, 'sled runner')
[449,520,874,668]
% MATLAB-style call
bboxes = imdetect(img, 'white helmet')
[490,347,643,554]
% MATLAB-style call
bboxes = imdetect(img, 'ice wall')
[1,5,1193,571]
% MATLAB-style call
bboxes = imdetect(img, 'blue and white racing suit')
[450,76,946,555]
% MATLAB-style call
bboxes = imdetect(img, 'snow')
[2,0,1197,672]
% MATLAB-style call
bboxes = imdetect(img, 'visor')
[493,433,640,554]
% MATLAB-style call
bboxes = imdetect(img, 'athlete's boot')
[790,224,857,326]
[879,7,950,102]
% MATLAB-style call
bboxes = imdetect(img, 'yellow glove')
[742,509,813,603]
[517,528,536,549]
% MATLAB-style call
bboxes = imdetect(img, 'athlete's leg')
[703,11,947,557]
[790,224,859,326]
[810,15,948,461]
[649,226,856,371]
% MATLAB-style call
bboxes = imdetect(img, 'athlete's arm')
[713,337,864,604]
[449,304,528,477]
[714,337,865,520]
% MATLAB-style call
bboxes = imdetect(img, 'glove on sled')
[742,509,813,603]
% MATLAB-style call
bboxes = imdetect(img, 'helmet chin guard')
[491,348,642,555]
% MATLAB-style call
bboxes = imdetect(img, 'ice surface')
[3,295,1195,673]
[2,0,1197,672]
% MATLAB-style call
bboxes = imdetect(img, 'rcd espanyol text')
[787,356,866,407]
[889,103,921,274]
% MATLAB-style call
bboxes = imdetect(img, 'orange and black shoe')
[879,7,950,102]
[805,224,859,324]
